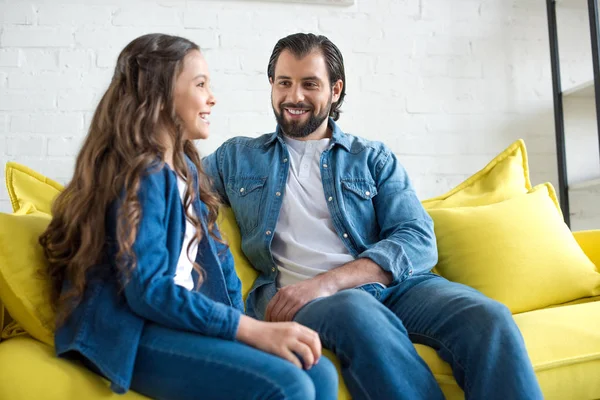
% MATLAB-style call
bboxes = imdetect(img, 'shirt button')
[328,196,333,202]
[276,192,281,197]
[239,188,245,193]
[343,233,348,238]
[365,191,370,196]
[271,267,276,272]
[323,164,328,168]
[283,158,288,163]
[265,230,272,236]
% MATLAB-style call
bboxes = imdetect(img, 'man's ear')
[332,79,343,103]
[269,77,274,86]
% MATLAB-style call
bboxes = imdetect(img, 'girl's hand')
[236,315,321,370]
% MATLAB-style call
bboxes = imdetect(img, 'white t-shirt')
[173,176,197,291]
[272,137,354,288]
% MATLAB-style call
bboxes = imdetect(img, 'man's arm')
[202,146,229,205]
[265,258,391,322]
[356,150,437,284]
[266,149,437,322]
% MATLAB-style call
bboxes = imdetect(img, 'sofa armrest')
[573,230,600,269]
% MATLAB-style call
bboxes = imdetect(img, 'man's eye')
[279,81,290,87]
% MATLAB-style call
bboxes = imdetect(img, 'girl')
[39,33,338,400]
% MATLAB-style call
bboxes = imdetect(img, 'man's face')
[270,49,341,139]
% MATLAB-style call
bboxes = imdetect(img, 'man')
[203,33,543,400]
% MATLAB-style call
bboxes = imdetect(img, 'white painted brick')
[212,73,269,92]
[0,200,11,213]
[217,91,271,113]
[202,49,241,73]
[422,0,481,21]
[30,113,85,135]
[96,48,120,68]
[414,37,472,57]
[38,4,113,26]
[181,29,219,50]
[0,71,6,88]
[75,27,149,49]
[80,69,113,90]
[7,136,46,157]
[20,49,59,70]
[1,27,74,48]
[58,91,101,111]
[0,114,8,134]
[9,71,82,90]
[0,91,56,111]
[0,3,35,25]
[227,113,273,136]
[220,33,275,53]
[59,50,94,70]
[48,137,83,157]
[0,49,21,67]
[239,50,271,74]
[10,114,31,132]
[112,5,182,26]
[183,6,219,29]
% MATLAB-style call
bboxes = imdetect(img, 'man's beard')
[273,95,332,139]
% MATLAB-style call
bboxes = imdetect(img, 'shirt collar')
[264,117,352,152]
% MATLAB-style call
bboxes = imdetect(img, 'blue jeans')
[290,273,543,400]
[129,323,338,400]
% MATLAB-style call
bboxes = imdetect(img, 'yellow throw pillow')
[217,207,259,302]
[5,161,63,214]
[0,203,55,345]
[422,139,532,210]
[428,184,600,314]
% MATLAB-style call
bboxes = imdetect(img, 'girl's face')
[173,50,217,141]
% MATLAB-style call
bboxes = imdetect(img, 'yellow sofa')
[2,139,600,400]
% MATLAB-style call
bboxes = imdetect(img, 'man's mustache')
[280,102,313,111]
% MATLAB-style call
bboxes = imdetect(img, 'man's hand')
[265,276,337,322]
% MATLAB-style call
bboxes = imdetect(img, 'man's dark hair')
[267,33,346,121]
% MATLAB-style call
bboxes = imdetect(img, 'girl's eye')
[197,82,205,88]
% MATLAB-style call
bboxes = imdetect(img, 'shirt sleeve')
[122,170,241,340]
[202,147,229,205]
[357,150,438,285]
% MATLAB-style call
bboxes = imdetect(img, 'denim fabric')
[203,118,437,319]
[55,160,244,394]
[293,274,543,400]
[130,323,338,400]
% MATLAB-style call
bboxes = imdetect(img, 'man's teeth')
[286,109,307,115]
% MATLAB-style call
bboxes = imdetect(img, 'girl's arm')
[122,170,240,340]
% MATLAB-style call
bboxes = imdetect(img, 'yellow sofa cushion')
[428,184,600,314]
[0,336,149,400]
[422,139,532,210]
[5,161,62,214]
[574,229,600,268]
[0,203,55,346]
[217,207,259,302]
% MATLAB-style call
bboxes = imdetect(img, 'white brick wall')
[0,0,597,228]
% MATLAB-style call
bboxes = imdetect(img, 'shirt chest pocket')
[341,179,379,241]
[226,176,267,233]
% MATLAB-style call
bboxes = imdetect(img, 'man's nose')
[289,84,305,104]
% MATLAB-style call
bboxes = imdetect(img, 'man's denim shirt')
[203,118,438,319]
[54,160,244,394]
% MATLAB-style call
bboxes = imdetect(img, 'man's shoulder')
[341,131,391,156]
[219,133,275,151]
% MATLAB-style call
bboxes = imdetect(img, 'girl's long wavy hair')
[39,33,222,326]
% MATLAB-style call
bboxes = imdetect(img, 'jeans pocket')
[355,283,383,300]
